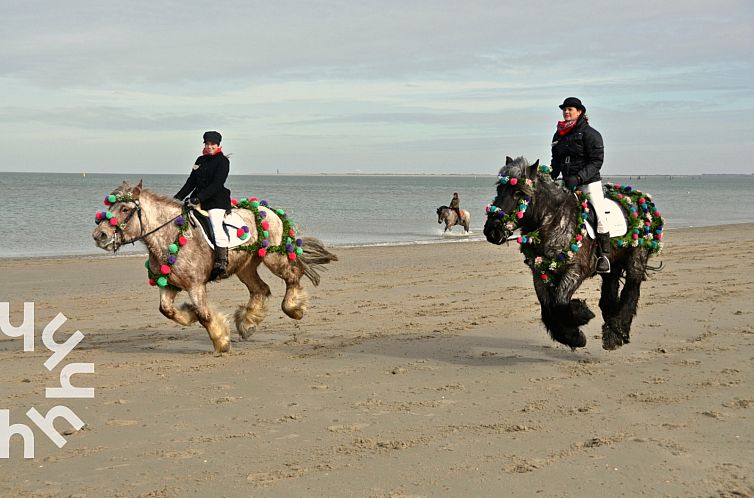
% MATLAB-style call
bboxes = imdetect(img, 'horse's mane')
[141,188,183,207]
[497,156,530,179]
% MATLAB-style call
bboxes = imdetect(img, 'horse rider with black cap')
[550,97,611,273]
[175,130,233,280]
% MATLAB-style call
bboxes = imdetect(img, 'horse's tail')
[299,237,338,286]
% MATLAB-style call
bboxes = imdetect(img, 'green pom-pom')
[250,201,260,208]
[107,194,117,203]
[276,209,285,216]
[106,211,114,219]
[295,247,303,255]
[262,230,269,238]
[168,243,178,254]
[157,276,168,287]
[144,259,150,268]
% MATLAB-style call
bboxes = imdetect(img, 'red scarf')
[557,118,578,136]
[202,146,223,156]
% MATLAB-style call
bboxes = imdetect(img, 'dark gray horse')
[436,206,471,233]
[483,156,664,350]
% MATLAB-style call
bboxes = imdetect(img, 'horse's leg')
[534,270,589,349]
[159,287,197,326]
[263,253,308,320]
[186,284,231,353]
[234,259,272,339]
[599,270,624,350]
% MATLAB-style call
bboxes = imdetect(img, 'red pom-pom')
[516,211,524,219]
[249,197,258,202]
[149,277,156,286]
[509,178,518,186]
[575,234,582,241]
[288,229,295,237]
[540,273,549,280]
[257,248,267,257]
[95,212,103,220]
[655,211,661,217]
[260,221,270,230]
[104,199,111,206]
[639,198,645,204]
[516,237,523,244]
[109,218,118,226]
[656,233,663,240]
[231,198,238,206]
[632,233,639,240]
[288,252,297,261]
[160,264,171,274]
[178,235,187,246]
[631,212,638,217]
[236,228,245,237]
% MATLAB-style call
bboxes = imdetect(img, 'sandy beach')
[1,224,752,497]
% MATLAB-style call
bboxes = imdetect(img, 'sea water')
[0,172,752,258]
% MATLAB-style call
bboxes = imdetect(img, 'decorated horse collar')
[484,164,552,226]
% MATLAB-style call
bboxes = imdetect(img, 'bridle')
[95,192,185,249]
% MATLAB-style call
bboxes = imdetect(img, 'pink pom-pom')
[160,264,170,274]
[178,236,187,246]
[257,248,267,257]
[631,212,638,217]
[261,221,270,230]
[656,233,663,240]
[95,212,103,220]
[236,228,245,237]
[288,253,297,261]
[249,197,258,202]
[645,221,651,226]
[617,194,623,199]
[231,198,238,206]
[575,234,582,241]
[509,178,518,186]
[516,237,523,244]
[581,202,588,208]
[639,198,645,204]
[655,211,661,217]
[109,218,118,226]
[516,211,524,219]
[614,184,621,189]
[632,233,639,240]
[289,229,296,237]
[485,206,491,213]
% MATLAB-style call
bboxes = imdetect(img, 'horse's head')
[436,206,448,224]
[92,180,144,252]
[484,156,541,245]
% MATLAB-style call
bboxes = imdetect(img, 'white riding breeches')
[581,181,609,234]
[208,208,230,248]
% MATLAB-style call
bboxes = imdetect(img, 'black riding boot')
[210,247,228,281]
[596,232,611,274]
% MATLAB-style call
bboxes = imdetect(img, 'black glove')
[183,196,199,208]
[563,175,580,189]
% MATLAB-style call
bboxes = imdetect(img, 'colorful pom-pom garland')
[603,184,665,252]
[145,212,190,290]
[232,197,303,261]
[519,190,591,285]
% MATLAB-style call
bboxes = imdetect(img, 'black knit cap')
[203,131,222,145]
[559,97,585,112]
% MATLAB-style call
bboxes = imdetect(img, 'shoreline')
[2,222,752,263]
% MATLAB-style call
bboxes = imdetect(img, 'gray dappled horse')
[436,206,471,233]
[92,181,337,353]
[483,157,663,350]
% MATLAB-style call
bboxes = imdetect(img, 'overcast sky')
[1,0,752,175]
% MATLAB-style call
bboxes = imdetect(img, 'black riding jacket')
[175,153,232,211]
[550,119,604,184]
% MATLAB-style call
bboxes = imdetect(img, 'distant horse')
[92,181,337,353]
[483,157,664,350]
[436,206,471,233]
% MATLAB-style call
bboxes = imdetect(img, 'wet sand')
[1,224,752,497]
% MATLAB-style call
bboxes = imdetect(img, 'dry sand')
[1,224,752,497]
